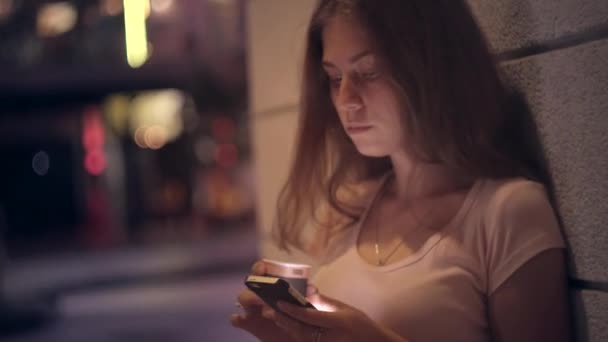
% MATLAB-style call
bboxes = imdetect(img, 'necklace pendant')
[374,243,381,266]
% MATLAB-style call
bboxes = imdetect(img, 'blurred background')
[0,0,260,341]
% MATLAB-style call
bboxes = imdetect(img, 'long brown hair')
[274,0,551,251]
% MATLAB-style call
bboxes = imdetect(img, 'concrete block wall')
[468,1,608,340]
[246,1,608,340]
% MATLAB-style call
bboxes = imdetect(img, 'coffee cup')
[261,259,311,296]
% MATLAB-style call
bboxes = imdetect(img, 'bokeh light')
[0,0,13,22]
[32,151,50,176]
[211,117,236,143]
[144,125,168,150]
[134,126,148,148]
[214,143,238,168]
[150,0,174,14]
[100,0,123,16]
[123,0,149,68]
[84,149,107,176]
[37,2,78,37]
[194,137,217,164]
[129,89,185,149]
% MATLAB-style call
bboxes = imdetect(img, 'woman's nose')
[336,77,363,114]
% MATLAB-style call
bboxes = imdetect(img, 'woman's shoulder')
[478,177,552,219]
[470,178,565,293]
[471,177,561,248]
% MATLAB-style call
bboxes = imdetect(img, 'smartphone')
[244,275,317,313]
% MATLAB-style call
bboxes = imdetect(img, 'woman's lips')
[346,126,372,134]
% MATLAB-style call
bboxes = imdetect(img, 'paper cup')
[261,259,311,295]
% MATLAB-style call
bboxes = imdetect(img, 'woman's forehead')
[321,15,375,66]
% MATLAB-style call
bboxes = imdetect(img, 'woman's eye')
[329,76,342,88]
[359,71,379,80]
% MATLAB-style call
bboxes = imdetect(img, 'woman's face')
[322,15,407,157]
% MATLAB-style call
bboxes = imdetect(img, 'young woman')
[232,0,571,341]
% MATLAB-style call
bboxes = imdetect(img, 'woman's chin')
[354,145,390,158]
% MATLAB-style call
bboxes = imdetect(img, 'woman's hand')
[230,261,295,342]
[262,288,407,342]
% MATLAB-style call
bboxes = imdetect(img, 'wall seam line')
[498,23,608,62]
[569,278,608,293]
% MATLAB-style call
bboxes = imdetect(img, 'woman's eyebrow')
[322,50,373,68]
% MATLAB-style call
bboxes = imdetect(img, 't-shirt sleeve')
[484,180,566,294]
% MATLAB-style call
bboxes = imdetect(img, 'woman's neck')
[389,152,470,201]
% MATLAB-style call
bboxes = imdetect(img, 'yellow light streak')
[123,0,149,68]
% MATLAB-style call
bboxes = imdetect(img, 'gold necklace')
[374,233,406,266]
[373,211,423,266]
[372,175,423,266]
[370,172,471,266]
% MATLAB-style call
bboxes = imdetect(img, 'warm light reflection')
[129,89,185,149]
[134,126,148,148]
[104,94,130,136]
[144,125,168,150]
[0,0,13,21]
[100,0,123,16]
[123,0,149,68]
[143,0,151,17]
[214,143,238,168]
[150,0,174,14]
[310,300,337,313]
[37,2,78,37]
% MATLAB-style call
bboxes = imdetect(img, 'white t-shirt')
[311,177,566,342]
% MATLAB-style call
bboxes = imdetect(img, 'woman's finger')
[230,313,249,328]
[237,289,259,304]
[251,260,267,275]
[231,311,291,341]
[306,283,319,297]
[231,312,266,333]
[277,302,340,329]
[313,292,347,308]
[237,289,265,307]
[272,310,318,342]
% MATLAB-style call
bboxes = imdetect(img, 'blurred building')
[0,0,255,257]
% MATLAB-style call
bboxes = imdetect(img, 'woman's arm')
[488,248,571,342]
